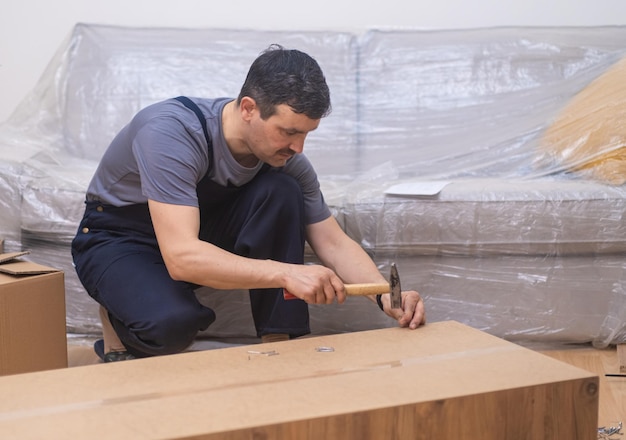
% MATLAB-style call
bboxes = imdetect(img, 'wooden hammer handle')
[344,283,390,296]
[283,283,389,300]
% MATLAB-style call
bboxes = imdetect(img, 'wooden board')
[0,321,598,439]
[619,344,626,373]
[540,346,625,428]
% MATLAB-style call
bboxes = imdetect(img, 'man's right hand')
[281,264,347,305]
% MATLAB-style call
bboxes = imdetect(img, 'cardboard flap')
[0,252,58,275]
[0,252,30,264]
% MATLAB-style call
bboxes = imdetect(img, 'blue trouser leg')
[200,172,310,338]
[71,203,216,357]
[71,172,309,357]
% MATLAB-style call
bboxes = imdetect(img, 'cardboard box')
[0,321,597,439]
[0,251,67,375]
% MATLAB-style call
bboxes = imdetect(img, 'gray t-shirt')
[86,97,331,225]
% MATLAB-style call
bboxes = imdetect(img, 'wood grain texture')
[0,322,598,439]
[190,382,598,440]
[67,335,625,434]
[618,344,626,373]
[541,346,625,427]
[344,283,390,296]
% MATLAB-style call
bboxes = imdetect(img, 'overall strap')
[174,96,213,174]
[175,96,272,178]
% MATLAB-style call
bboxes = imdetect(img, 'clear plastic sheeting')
[0,23,359,336]
[350,177,626,256]
[356,27,626,181]
[0,23,625,346]
[594,281,626,349]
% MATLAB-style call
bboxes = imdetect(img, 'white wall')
[1,0,624,122]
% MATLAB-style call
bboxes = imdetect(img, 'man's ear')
[239,96,257,122]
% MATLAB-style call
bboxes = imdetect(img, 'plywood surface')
[541,345,626,428]
[0,321,598,439]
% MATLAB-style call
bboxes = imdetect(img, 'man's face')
[247,103,320,167]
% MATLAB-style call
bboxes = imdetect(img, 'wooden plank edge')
[618,344,626,374]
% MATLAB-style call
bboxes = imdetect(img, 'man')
[71,45,425,362]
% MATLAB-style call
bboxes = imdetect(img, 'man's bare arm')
[148,199,345,304]
[306,215,425,329]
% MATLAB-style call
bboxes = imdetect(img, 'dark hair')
[237,44,331,120]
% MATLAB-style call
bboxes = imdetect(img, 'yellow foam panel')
[539,57,626,185]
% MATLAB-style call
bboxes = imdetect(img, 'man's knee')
[116,304,216,356]
[251,173,305,224]
[144,314,197,354]
[257,173,304,205]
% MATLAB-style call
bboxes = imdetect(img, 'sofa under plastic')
[1,23,624,347]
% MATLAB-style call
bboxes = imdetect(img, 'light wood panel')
[68,334,624,435]
[540,345,625,427]
[618,344,626,373]
[1,322,598,439]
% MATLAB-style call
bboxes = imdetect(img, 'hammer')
[283,262,403,309]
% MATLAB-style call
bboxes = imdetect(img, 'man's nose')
[289,137,305,154]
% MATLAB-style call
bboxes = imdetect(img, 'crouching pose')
[71,45,425,362]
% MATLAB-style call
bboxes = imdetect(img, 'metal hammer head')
[390,263,402,309]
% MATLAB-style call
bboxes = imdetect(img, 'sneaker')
[94,339,136,363]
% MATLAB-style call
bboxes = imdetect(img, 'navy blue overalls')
[71,97,310,357]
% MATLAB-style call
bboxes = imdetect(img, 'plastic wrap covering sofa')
[1,23,625,346]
